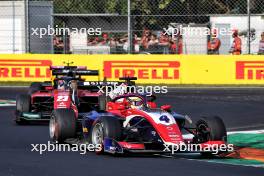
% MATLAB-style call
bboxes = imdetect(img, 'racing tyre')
[90,116,122,154]
[16,94,31,112]
[98,94,106,111]
[196,116,227,142]
[49,109,76,143]
[196,116,227,157]
[16,94,31,124]
[28,82,42,95]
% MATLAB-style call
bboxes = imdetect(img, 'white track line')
[227,129,264,134]
[182,129,264,139]
[228,124,264,131]
[0,86,28,88]
[0,104,16,107]
[168,87,264,89]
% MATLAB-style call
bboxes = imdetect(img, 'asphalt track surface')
[0,87,264,176]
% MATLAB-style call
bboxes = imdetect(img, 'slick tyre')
[16,94,31,124]
[90,116,122,154]
[196,116,227,157]
[196,116,227,142]
[98,94,107,111]
[28,82,42,95]
[16,94,31,113]
[49,109,76,143]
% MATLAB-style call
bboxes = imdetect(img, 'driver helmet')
[128,97,144,109]
[109,83,127,100]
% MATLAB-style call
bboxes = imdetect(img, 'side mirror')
[161,105,171,111]
[148,94,156,102]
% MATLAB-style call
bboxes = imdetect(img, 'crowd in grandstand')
[54,29,264,55]
[83,29,183,54]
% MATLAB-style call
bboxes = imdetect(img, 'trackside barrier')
[0,54,264,84]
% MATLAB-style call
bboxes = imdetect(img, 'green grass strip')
[228,133,264,149]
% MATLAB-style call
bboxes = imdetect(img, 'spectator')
[159,31,170,54]
[170,38,177,54]
[109,37,118,48]
[258,32,264,55]
[147,34,159,53]
[100,33,109,45]
[148,34,158,46]
[119,34,128,51]
[134,34,140,53]
[89,37,100,45]
[229,29,242,55]
[53,36,64,54]
[159,31,169,46]
[87,38,94,45]
[177,35,183,54]
[169,35,183,54]
[207,29,221,55]
[141,29,151,50]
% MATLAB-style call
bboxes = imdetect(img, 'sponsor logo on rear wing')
[81,81,119,86]
[50,66,87,70]
[52,69,99,76]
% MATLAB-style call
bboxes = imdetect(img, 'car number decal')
[57,95,69,102]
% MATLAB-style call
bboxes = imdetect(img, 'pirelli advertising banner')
[0,54,264,84]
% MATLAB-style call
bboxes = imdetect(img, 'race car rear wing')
[52,68,99,76]
[76,81,118,92]
[119,77,137,81]
[80,81,118,86]
[119,76,137,86]
[50,66,87,70]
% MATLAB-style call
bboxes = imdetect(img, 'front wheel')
[196,116,227,142]
[91,122,104,154]
[90,116,122,154]
[195,116,227,157]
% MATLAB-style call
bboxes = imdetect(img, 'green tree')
[53,0,127,14]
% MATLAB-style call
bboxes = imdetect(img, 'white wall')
[182,27,208,54]
[210,16,264,54]
[0,1,25,53]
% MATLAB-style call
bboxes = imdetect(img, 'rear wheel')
[16,94,31,124]
[49,109,76,143]
[90,116,122,154]
[28,82,42,95]
[98,95,107,111]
